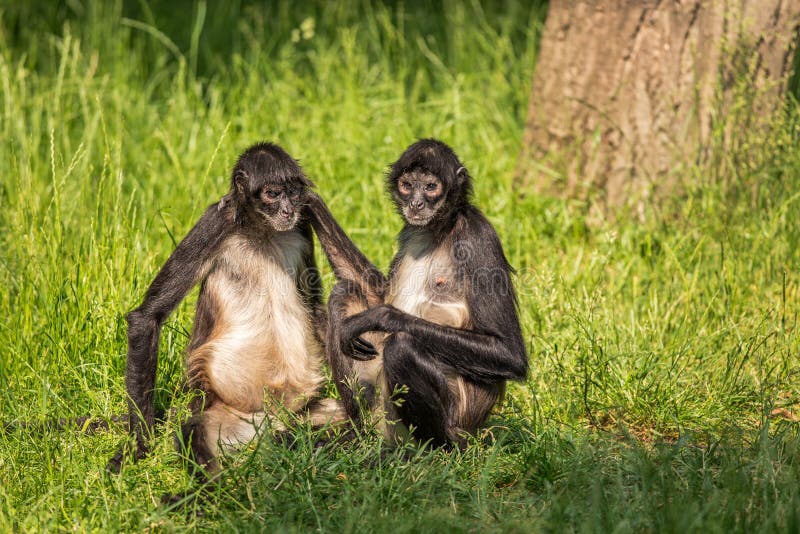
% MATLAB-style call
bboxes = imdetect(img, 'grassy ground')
[2,1,800,531]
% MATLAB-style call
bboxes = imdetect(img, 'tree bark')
[517,0,800,212]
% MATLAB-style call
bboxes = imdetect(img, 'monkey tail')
[3,408,168,434]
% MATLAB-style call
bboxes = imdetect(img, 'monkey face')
[394,169,445,226]
[256,183,306,232]
[387,139,473,228]
[231,142,315,231]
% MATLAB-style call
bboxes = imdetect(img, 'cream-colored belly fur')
[388,239,469,328]
[198,232,324,414]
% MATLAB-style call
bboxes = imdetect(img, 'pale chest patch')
[196,231,324,413]
[387,234,470,329]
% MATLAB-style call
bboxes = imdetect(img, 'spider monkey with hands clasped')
[306,139,528,448]
[108,142,344,478]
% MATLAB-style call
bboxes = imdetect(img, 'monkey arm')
[304,191,386,303]
[122,203,232,462]
[342,305,527,384]
[298,220,328,343]
[400,314,527,382]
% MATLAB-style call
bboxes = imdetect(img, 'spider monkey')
[306,139,528,448]
[108,142,344,476]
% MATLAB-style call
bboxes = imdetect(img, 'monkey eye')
[265,190,280,199]
[425,182,439,192]
[286,187,301,198]
[399,181,412,193]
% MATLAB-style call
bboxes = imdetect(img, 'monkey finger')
[352,336,377,355]
[343,338,377,361]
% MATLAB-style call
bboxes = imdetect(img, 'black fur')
[307,138,527,448]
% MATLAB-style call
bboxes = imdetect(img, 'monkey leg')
[383,332,459,448]
[326,280,385,424]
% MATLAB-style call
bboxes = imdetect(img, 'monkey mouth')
[267,212,298,231]
[405,210,432,226]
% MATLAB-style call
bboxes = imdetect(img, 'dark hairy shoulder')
[450,206,513,274]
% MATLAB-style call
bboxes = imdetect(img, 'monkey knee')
[388,331,414,344]
[384,332,414,354]
[329,281,369,317]
[383,333,422,377]
[328,281,354,304]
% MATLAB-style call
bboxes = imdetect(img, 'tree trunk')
[517,0,800,212]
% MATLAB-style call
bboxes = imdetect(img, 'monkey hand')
[341,335,378,361]
[340,305,402,359]
[339,306,398,359]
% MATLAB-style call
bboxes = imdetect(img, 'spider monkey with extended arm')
[108,142,344,477]
[306,139,528,448]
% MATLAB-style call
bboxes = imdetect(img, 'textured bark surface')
[517,0,800,210]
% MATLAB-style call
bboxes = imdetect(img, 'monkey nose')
[410,200,424,211]
[280,208,292,218]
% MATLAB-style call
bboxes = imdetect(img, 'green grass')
[2,0,800,531]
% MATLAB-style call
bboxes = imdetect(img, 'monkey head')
[388,139,472,227]
[231,142,314,231]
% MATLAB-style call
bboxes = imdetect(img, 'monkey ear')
[233,171,247,196]
[455,166,467,184]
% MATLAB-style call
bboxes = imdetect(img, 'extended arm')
[304,191,386,304]
[119,203,233,465]
[342,305,527,383]
[298,220,328,344]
